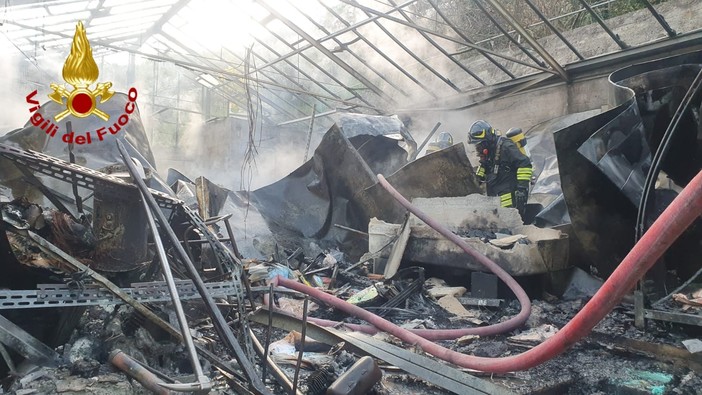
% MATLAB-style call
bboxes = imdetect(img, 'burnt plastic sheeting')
[577,102,651,206]
[555,104,644,277]
[251,130,342,240]
[174,180,198,211]
[529,110,602,200]
[251,123,405,239]
[167,168,194,188]
[0,93,171,201]
[218,191,274,260]
[335,113,417,157]
[554,50,702,277]
[527,110,601,226]
[616,64,702,188]
[249,124,479,260]
[533,194,570,228]
[0,93,155,171]
[349,135,409,176]
[358,143,482,224]
[195,176,230,218]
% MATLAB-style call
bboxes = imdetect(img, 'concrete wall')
[408,74,615,148]
[464,76,615,133]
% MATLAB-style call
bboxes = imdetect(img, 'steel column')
[251,0,420,73]
[428,0,515,79]
[639,0,676,37]
[523,0,584,60]
[336,0,556,75]
[575,0,628,49]
[482,0,569,82]
[258,0,394,104]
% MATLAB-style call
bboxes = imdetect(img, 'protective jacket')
[476,137,532,208]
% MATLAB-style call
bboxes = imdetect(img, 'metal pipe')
[182,223,224,274]
[66,122,83,215]
[109,349,169,395]
[0,314,59,367]
[183,225,198,267]
[141,191,209,389]
[276,109,338,127]
[249,328,303,395]
[242,270,257,313]
[333,224,369,237]
[329,264,339,290]
[291,297,309,395]
[653,261,702,307]
[16,166,77,219]
[116,140,272,395]
[261,284,274,382]
[412,121,442,160]
[0,342,16,374]
[223,217,244,259]
[303,105,317,163]
[164,238,232,246]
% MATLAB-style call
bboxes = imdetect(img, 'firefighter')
[425,131,454,155]
[468,120,532,215]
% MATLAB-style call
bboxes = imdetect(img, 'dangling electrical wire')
[241,44,261,192]
[239,44,264,246]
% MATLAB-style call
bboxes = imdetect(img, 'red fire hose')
[268,180,533,339]
[266,176,534,339]
[273,170,702,372]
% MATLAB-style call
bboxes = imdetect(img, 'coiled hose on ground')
[268,191,533,339]
[266,178,533,340]
[273,170,702,372]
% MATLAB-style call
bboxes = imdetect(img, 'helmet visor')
[469,129,489,144]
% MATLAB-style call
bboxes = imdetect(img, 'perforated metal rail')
[0,279,240,310]
[0,143,178,209]
[0,142,254,361]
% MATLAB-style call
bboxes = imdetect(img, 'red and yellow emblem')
[48,21,114,122]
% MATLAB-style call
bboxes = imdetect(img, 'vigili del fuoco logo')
[24,21,138,145]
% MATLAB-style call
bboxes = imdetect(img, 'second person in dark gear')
[468,120,532,216]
